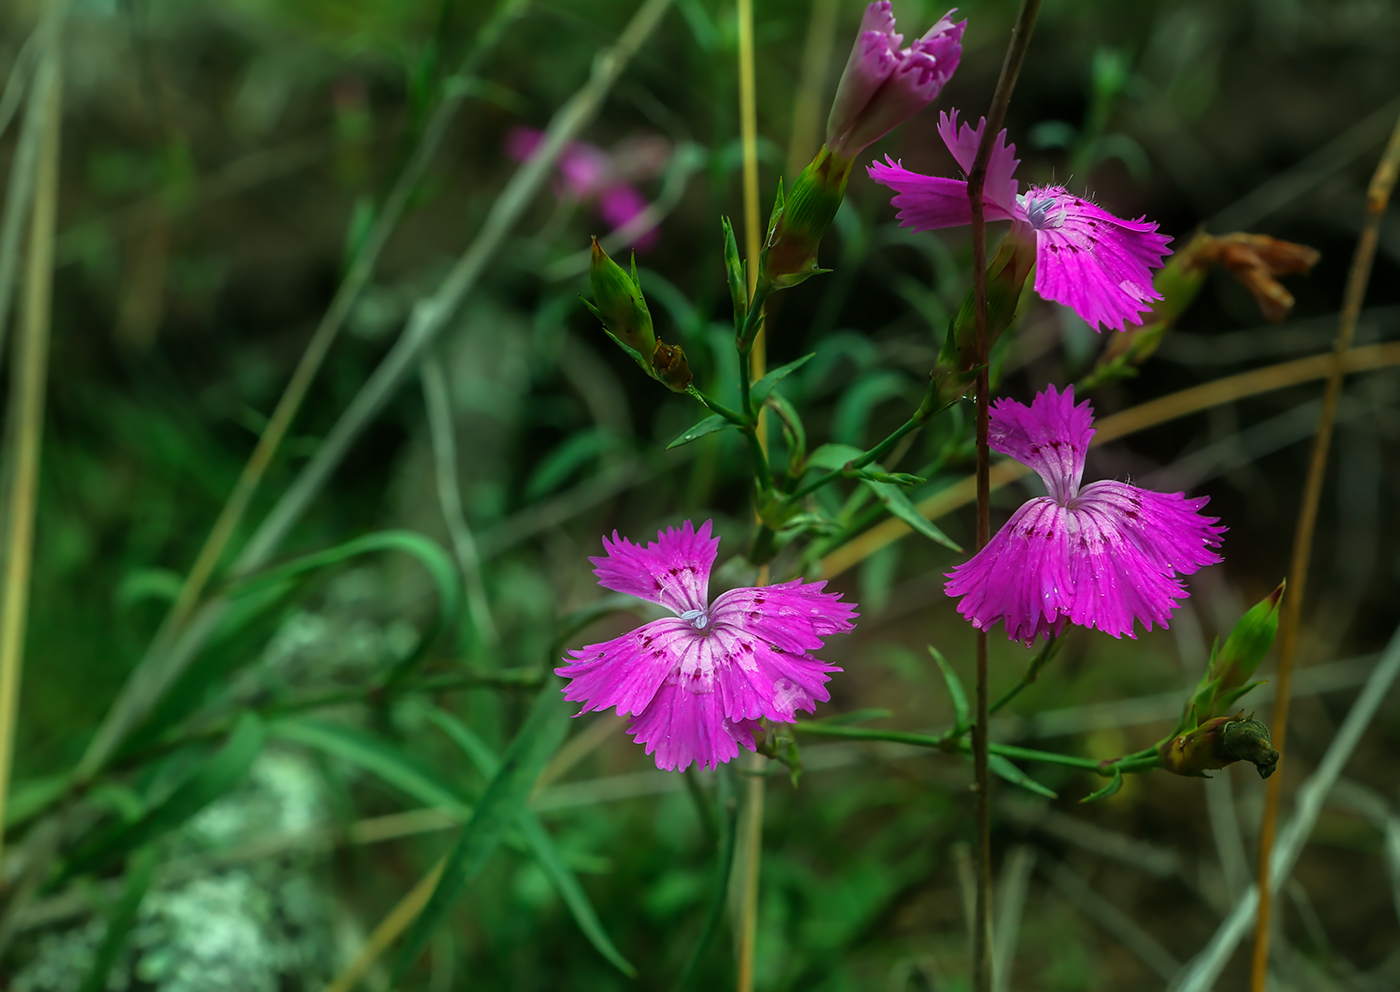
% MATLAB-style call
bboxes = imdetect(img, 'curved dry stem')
[1249,107,1400,992]
[819,340,1400,578]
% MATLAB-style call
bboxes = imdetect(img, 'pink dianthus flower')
[555,521,857,772]
[868,111,1173,331]
[945,386,1224,645]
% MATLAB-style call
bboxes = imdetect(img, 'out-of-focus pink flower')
[944,386,1224,645]
[869,111,1174,331]
[555,521,857,772]
[826,3,964,158]
[505,126,667,250]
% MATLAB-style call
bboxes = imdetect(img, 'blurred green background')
[2,0,1399,989]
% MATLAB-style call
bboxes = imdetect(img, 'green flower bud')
[760,145,853,291]
[587,237,655,357]
[1160,713,1279,779]
[1210,581,1285,693]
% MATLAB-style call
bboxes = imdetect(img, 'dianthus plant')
[558,0,1275,807]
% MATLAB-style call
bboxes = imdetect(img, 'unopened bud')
[1160,714,1279,779]
[760,148,850,291]
[587,238,655,357]
[651,340,692,392]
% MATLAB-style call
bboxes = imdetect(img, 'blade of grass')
[390,681,570,983]
[0,12,61,862]
[77,847,156,992]
[321,857,447,992]
[1249,107,1400,992]
[417,703,635,977]
[73,0,530,785]
[421,353,498,651]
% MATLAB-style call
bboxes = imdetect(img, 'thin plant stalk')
[320,857,447,992]
[72,0,671,786]
[422,353,499,650]
[1248,108,1400,992]
[0,23,62,861]
[817,338,1400,578]
[966,5,1042,990]
[734,3,769,990]
[0,23,48,370]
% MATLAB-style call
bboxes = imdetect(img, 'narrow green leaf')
[66,714,266,878]
[1080,766,1124,803]
[866,480,963,552]
[751,352,815,407]
[79,847,156,992]
[5,773,69,828]
[988,754,1059,799]
[765,391,807,470]
[667,414,737,450]
[525,429,622,499]
[417,704,636,977]
[928,647,969,732]
[227,530,462,687]
[270,718,468,814]
[391,682,571,983]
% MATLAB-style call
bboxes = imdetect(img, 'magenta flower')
[945,386,1224,645]
[869,111,1173,331]
[826,3,964,159]
[555,521,857,772]
[505,126,665,250]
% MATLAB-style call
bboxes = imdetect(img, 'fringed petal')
[989,384,1095,502]
[590,519,718,614]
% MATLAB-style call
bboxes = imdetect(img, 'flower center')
[680,608,711,632]
[1016,192,1066,231]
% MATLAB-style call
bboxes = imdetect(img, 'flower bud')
[760,148,851,291]
[587,237,655,357]
[1160,714,1279,779]
[651,340,692,392]
[1209,581,1285,694]
[827,4,964,159]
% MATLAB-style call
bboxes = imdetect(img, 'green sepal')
[1080,766,1124,803]
[1215,679,1269,714]
[721,216,747,326]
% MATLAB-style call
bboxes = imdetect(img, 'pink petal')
[555,617,700,716]
[708,628,840,723]
[557,141,613,198]
[944,482,1224,644]
[597,184,659,251]
[590,520,718,615]
[945,497,1074,645]
[827,29,903,148]
[709,579,857,655]
[988,385,1094,502]
[935,110,1019,215]
[505,126,544,163]
[626,680,762,772]
[867,155,1018,231]
[1026,187,1173,332]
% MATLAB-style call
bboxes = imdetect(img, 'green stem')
[790,722,1161,777]
[988,637,1061,716]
